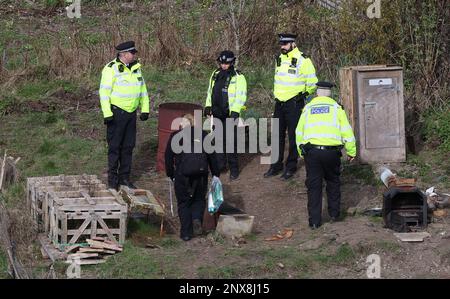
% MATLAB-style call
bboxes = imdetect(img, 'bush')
[423,107,450,152]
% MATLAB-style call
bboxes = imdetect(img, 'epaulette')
[235,69,242,75]
[107,61,115,68]
[301,53,310,59]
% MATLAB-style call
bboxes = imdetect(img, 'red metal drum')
[156,102,203,173]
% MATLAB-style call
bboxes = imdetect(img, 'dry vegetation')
[0,0,448,279]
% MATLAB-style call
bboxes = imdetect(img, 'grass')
[0,249,9,279]
[403,152,450,189]
[85,242,180,279]
[423,107,450,153]
[368,216,383,224]
[0,112,107,178]
[0,183,26,208]
[353,239,402,256]
[197,265,240,279]
[342,163,379,186]
[375,240,402,253]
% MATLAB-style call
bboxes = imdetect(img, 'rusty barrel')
[157,102,203,173]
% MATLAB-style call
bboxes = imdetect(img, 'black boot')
[280,169,296,180]
[230,169,239,181]
[108,182,119,191]
[119,179,137,189]
[263,166,283,178]
[193,219,203,236]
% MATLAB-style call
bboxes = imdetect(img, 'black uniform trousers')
[214,117,238,173]
[174,174,208,238]
[106,105,136,186]
[272,99,302,172]
[304,148,342,226]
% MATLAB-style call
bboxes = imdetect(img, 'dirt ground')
[122,140,450,279]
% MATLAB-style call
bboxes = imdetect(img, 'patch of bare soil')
[131,141,450,278]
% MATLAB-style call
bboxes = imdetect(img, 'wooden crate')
[47,189,128,248]
[41,182,107,233]
[27,175,103,231]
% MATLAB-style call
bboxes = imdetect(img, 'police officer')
[264,33,318,180]
[204,50,247,180]
[295,82,356,229]
[99,41,150,190]
[165,114,220,241]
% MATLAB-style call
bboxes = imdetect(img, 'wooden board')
[68,253,99,259]
[394,232,431,242]
[38,234,68,262]
[64,259,106,265]
[120,186,165,216]
[0,153,20,192]
[78,248,116,254]
[87,239,123,252]
[64,245,81,254]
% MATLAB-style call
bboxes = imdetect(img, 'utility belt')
[111,104,136,115]
[275,93,307,109]
[311,144,343,151]
[300,142,343,156]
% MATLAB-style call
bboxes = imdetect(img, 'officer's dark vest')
[211,68,238,119]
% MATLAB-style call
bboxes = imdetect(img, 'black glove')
[103,116,113,125]
[230,111,239,120]
[204,106,212,117]
[140,113,149,121]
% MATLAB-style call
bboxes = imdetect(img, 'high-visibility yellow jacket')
[296,96,356,157]
[205,69,247,115]
[99,58,150,118]
[274,47,318,101]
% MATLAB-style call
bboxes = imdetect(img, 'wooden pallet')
[41,183,107,233]
[26,175,105,231]
[47,189,127,247]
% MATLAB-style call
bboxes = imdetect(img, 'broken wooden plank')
[64,244,82,254]
[88,247,117,254]
[68,253,99,259]
[92,236,105,242]
[65,259,106,265]
[0,151,7,191]
[78,247,116,254]
[394,232,431,242]
[40,247,49,259]
[86,239,123,252]
[38,234,67,262]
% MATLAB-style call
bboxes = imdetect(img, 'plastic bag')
[208,176,223,213]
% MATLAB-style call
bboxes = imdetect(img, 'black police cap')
[316,81,336,89]
[115,41,138,53]
[278,33,297,44]
[217,50,235,63]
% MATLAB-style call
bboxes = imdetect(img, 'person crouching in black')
[165,114,220,241]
